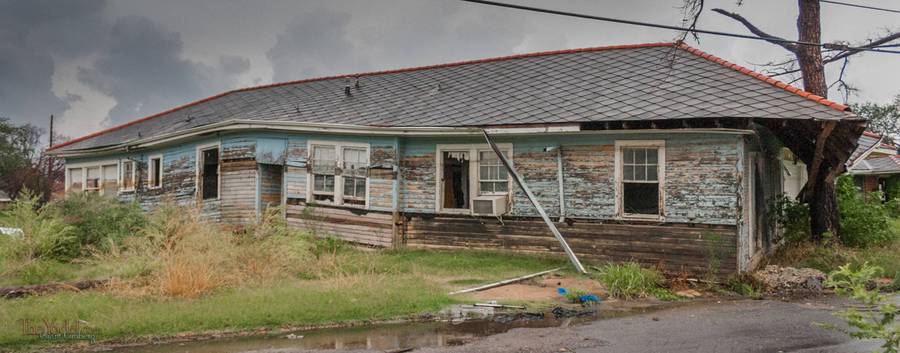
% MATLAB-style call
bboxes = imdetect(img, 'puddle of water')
[102,305,661,353]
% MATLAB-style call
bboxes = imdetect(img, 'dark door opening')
[442,151,470,209]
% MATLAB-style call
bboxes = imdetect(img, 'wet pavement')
[100,297,889,353]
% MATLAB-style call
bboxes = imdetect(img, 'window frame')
[305,140,370,208]
[148,154,164,190]
[434,143,513,214]
[477,150,510,196]
[614,140,666,220]
[64,159,121,196]
[195,142,221,201]
[120,160,136,192]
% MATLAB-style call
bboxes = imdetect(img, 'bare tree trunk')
[797,0,841,241]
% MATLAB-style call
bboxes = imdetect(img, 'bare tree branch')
[679,0,704,42]
[710,8,798,53]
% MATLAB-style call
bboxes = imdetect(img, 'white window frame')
[435,143,513,214]
[305,140,370,208]
[195,142,222,201]
[148,154,164,190]
[120,160,137,192]
[64,159,121,196]
[614,140,666,221]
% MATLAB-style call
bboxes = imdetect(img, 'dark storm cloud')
[0,0,108,126]
[265,0,565,82]
[77,16,250,125]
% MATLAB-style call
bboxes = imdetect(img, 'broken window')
[311,145,337,202]
[85,167,101,193]
[200,147,219,200]
[442,151,470,209]
[121,161,135,191]
[101,164,118,196]
[619,144,663,217]
[478,151,508,194]
[342,147,367,205]
[149,156,163,189]
[69,168,83,192]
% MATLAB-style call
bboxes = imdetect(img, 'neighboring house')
[847,132,900,199]
[48,42,863,276]
[0,191,11,210]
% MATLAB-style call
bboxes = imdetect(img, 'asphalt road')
[411,298,883,353]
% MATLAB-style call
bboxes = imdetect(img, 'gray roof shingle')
[51,43,856,152]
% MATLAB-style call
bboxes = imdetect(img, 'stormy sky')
[2,0,898,143]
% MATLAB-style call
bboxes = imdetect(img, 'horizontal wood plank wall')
[405,216,738,276]
[259,164,283,209]
[220,159,257,223]
[285,205,393,247]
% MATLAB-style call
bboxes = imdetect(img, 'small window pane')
[495,182,508,192]
[623,149,634,163]
[647,167,658,181]
[623,165,634,181]
[355,178,365,197]
[69,168,83,192]
[343,177,354,196]
[498,167,508,179]
[86,167,100,189]
[635,165,645,180]
[480,182,493,193]
[623,182,659,215]
[647,149,658,164]
[634,149,646,164]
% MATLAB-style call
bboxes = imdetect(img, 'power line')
[821,0,900,15]
[460,0,900,54]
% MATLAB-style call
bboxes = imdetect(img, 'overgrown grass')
[767,238,900,280]
[592,262,666,300]
[0,276,454,349]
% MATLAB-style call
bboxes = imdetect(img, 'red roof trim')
[51,41,851,151]
[675,43,850,113]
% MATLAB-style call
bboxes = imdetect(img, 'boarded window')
[342,147,367,205]
[149,156,162,189]
[200,148,219,200]
[311,145,337,202]
[478,151,508,194]
[621,147,660,216]
[85,167,101,193]
[121,161,135,191]
[101,164,118,196]
[69,168,83,192]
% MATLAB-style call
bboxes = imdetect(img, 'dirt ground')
[467,275,605,303]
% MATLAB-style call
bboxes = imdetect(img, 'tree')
[0,118,63,203]
[852,95,900,143]
[680,0,899,242]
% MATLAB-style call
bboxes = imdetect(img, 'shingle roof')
[849,132,882,167]
[51,42,856,152]
[850,155,900,175]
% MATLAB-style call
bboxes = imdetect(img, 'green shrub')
[771,194,811,244]
[823,263,899,353]
[16,260,73,285]
[44,192,147,255]
[594,262,664,299]
[836,176,897,247]
[0,190,77,261]
[724,273,764,298]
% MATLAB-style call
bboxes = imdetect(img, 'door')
[441,151,470,210]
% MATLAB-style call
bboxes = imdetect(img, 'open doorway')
[442,151,470,210]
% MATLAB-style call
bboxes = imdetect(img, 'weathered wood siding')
[285,204,393,247]
[220,159,257,223]
[259,164,283,209]
[405,216,738,276]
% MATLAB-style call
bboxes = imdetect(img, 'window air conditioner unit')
[472,195,508,216]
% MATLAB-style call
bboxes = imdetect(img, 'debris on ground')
[550,306,596,318]
[752,265,826,297]
[674,289,703,298]
[0,279,109,299]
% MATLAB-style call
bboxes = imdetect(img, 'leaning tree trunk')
[797,0,841,241]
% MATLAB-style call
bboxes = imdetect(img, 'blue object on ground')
[579,294,600,303]
[557,287,567,296]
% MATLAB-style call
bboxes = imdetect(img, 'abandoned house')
[48,42,865,276]
[847,132,900,200]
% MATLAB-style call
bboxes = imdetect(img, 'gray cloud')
[0,0,108,126]
[77,16,250,125]
[266,8,367,81]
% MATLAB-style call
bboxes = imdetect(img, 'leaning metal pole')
[481,129,587,274]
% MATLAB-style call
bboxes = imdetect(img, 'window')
[436,144,512,213]
[478,151,509,194]
[149,155,163,189]
[85,167,101,193]
[308,141,369,206]
[101,164,118,196]
[311,145,337,202]
[68,168,83,192]
[617,141,665,218]
[342,147,367,205]
[198,146,220,200]
[121,161,135,191]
